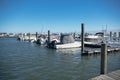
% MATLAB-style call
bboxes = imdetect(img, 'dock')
[81,47,120,56]
[91,70,120,80]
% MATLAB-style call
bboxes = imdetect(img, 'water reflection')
[56,48,81,54]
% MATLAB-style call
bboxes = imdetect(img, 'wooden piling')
[60,33,63,43]
[73,33,75,39]
[81,23,84,54]
[23,33,25,40]
[101,43,107,74]
[29,33,31,42]
[119,32,120,37]
[110,31,112,41]
[36,32,38,40]
[48,30,50,44]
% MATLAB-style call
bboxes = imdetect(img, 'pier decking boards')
[91,70,120,80]
[81,47,120,56]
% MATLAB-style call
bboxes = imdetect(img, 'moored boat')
[48,34,81,49]
[84,33,110,48]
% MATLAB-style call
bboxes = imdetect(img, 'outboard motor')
[49,40,57,48]
[36,39,41,45]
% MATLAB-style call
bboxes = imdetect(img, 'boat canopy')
[60,34,75,44]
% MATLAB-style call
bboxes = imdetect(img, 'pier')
[81,47,120,56]
[91,70,120,80]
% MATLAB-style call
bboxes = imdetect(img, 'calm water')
[0,38,120,80]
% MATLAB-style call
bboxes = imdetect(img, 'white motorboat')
[48,34,81,49]
[55,41,81,49]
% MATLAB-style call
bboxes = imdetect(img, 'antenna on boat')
[106,24,107,36]
[102,25,104,34]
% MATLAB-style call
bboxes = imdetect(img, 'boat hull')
[55,41,81,49]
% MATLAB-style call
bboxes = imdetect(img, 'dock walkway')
[81,47,120,56]
[91,70,120,80]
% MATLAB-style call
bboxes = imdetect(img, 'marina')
[15,25,120,57]
[1,0,120,80]
[2,24,119,79]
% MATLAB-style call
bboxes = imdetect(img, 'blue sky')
[0,0,120,33]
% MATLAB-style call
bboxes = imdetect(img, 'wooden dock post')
[23,33,25,40]
[81,23,84,54]
[73,33,75,39]
[119,32,120,38]
[48,30,51,44]
[110,31,112,41]
[29,33,31,42]
[60,33,62,43]
[101,43,107,74]
[36,32,38,40]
